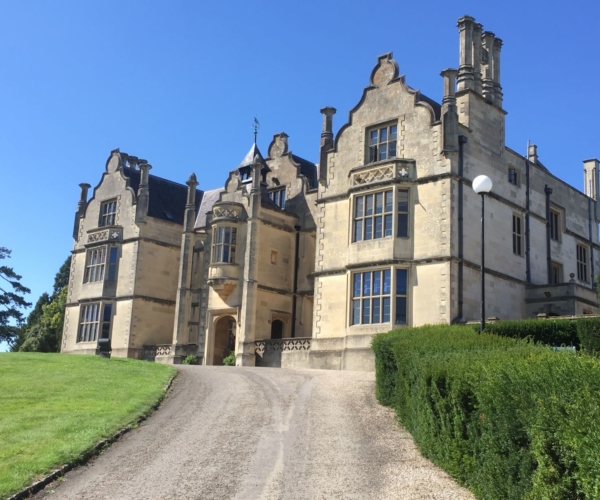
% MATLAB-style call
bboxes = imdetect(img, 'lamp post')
[472,175,493,332]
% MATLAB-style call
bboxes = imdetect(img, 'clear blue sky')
[1,0,599,349]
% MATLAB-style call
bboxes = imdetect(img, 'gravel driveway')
[36,366,474,500]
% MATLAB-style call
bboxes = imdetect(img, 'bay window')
[351,268,408,325]
[353,188,410,242]
[212,226,237,264]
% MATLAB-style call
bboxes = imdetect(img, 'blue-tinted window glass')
[396,269,407,295]
[390,125,397,141]
[379,144,387,161]
[103,304,112,322]
[398,214,408,237]
[362,299,371,324]
[384,214,393,237]
[385,191,393,212]
[363,272,371,296]
[353,274,361,298]
[354,220,363,242]
[398,190,409,212]
[396,297,407,324]
[373,298,381,323]
[383,270,391,294]
[352,300,360,325]
[373,271,381,295]
[365,195,373,216]
[374,216,382,239]
[375,193,383,214]
[383,298,391,322]
[365,218,373,240]
[355,197,364,218]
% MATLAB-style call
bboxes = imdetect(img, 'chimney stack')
[457,16,476,91]
[136,162,152,223]
[319,107,336,182]
[528,144,538,165]
[440,68,459,153]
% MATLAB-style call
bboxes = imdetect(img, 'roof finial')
[252,117,260,144]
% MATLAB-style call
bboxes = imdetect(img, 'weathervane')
[252,117,260,144]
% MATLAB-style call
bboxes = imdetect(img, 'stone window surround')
[512,213,523,257]
[99,199,117,227]
[211,225,238,264]
[508,167,518,186]
[577,244,589,283]
[77,301,113,343]
[551,261,563,284]
[350,187,410,243]
[550,208,562,242]
[366,121,398,164]
[348,266,409,327]
[83,245,119,284]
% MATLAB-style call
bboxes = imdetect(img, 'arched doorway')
[214,316,236,365]
[271,319,283,339]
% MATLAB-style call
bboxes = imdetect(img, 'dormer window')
[99,199,117,227]
[268,188,286,209]
[368,124,397,163]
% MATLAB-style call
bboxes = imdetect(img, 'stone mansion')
[61,16,600,370]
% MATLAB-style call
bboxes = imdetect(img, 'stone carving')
[352,166,395,186]
[254,338,311,356]
[88,230,109,243]
[213,207,240,219]
[144,344,172,361]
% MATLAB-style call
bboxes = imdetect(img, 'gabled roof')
[291,154,318,188]
[123,167,203,225]
[194,187,225,229]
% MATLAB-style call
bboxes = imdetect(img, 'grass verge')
[0,353,176,499]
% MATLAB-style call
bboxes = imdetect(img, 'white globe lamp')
[472,175,493,194]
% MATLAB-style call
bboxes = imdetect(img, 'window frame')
[77,302,113,343]
[350,267,408,326]
[211,226,238,264]
[577,244,588,282]
[267,188,286,209]
[550,262,563,284]
[512,214,523,256]
[84,245,118,284]
[99,199,117,227]
[508,168,518,186]
[367,123,398,164]
[352,188,410,242]
[550,209,561,242]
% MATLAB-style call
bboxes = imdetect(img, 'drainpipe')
[589,197,595,288]
[525,159,531,284]
[291,225,301,338]
[453,136,467,323]
[545,185,553,284]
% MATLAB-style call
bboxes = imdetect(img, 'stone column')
[159,173,199,365]
[457,16,475,91]
[493,37,503,107]
[135,162,152,223]
[473,23,483,94]
[319,107,336,182]
[584,159,600,200]
[440,68,459,153]
[482,32,496,104]
[237,156,262,366]
[73,183,91,241]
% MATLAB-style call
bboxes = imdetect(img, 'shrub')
[577,317,600,354]
[484,318,578,347]
[372,324,600,499]
[223,351,235,366]
[181,354,198,365]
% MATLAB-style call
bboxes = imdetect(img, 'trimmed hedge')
[484,316,600,354]
[373,324,600,499]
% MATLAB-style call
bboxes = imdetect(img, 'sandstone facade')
[62,16,600,370]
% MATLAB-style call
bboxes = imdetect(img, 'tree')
[18,256,70,353]
[0,247,31,347]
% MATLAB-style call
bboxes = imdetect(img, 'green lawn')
[0,353,176,498]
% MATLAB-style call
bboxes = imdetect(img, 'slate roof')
[416,92,442,121]
[122,167,203,225]
[237,143,269,170]
[291,154,318,188]
[194,187,225,229]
